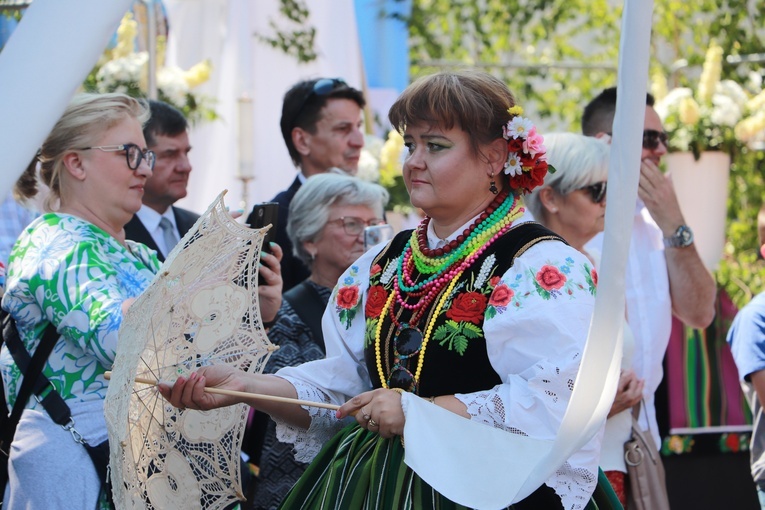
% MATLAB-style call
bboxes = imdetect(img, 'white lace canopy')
[105,192,276,510]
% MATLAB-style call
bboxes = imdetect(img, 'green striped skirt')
[278,423,623,510]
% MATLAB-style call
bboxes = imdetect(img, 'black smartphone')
[248,202,279,284]
[249,202,279,246]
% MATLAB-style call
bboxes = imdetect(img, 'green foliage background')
[392,0,765,309]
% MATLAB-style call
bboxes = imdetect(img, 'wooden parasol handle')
[104,371,341,411]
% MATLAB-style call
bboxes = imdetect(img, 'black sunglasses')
[577,181,607,204]
[387,325,424,392]
[292,78,348,124]
[606,129,669,151]
[77,143,156,171]
[642,129,669,150]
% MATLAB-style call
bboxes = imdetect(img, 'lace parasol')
[104,191,276,510]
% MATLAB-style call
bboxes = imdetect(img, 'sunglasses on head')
[292,78,348,123]
[577,181,607,204]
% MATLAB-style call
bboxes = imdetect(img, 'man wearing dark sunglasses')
[245,77,366,291]
[124,100,199,262]
[582,87,716,452]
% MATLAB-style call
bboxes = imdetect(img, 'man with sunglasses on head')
[582,87,716,451]
[124,100,199,262]
[245,77,366,291]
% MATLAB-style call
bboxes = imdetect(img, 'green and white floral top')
[0,213,159,410]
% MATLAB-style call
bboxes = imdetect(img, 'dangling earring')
[489,171,499,195]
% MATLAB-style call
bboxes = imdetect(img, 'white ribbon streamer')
[402,1,655,508]
[0,0,133,200]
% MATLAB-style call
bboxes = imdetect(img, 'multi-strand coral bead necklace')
[375,190,525,390]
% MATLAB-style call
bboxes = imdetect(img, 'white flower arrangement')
[653,41,765,159]
[356,134,385,183]
[84,13,217,124]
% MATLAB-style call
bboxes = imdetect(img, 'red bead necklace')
[416,189,510,258]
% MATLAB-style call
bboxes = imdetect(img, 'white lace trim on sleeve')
[273,377,347,463]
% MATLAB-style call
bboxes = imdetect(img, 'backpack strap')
[282,280,327,353]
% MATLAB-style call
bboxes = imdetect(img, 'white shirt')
[135,205,179,258]
[587,200,671,447]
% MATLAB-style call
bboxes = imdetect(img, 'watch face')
[677,225,693,247]
[665,225,694,248]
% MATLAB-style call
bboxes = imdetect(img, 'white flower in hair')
[504,152,523,176]
[505,116,534,139]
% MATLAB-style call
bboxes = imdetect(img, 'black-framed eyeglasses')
[292,78,348,123]
[642,129,669,150]
[327,216,385,236]
[387,324,424,392]
[78,143,156,170]
[577,181,607,204]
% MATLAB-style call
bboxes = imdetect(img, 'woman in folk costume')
[161,70,620,510]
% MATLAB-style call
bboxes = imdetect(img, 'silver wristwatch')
[663,225,694,248]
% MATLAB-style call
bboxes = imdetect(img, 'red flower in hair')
[502,106,554,194]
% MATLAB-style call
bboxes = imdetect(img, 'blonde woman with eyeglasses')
[0,93,159,509]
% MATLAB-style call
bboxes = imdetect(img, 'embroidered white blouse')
[275,219,603,510]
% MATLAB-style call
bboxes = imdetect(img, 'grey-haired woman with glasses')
[248,172,389,509]
[526,132,643,506]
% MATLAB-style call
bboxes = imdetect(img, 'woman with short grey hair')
[287,172,389,270]
[251,172,389,509]
[524,132,609,226]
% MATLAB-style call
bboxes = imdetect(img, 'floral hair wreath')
[502,105,555,194]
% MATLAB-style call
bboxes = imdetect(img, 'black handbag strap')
[2,314,71,432]
[283,280,327,353]
[2,314,113,510]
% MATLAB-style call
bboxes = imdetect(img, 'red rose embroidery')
[489,276,501,287]
[536,265,566,291]
[591,268,598,286]
[370,264,382,276]
[489,284,514,307]
[336,285,360,309]
[446,291,488,324]
[365,285,387,317]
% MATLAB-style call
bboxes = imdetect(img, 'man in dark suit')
[246,78,366,290]
[125,100,199,262]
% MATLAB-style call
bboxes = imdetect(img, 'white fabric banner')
[400,1,655,507]
[0,0,133,200]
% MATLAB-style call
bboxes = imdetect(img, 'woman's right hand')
[608,369,644,418]
[158,365,246,411]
